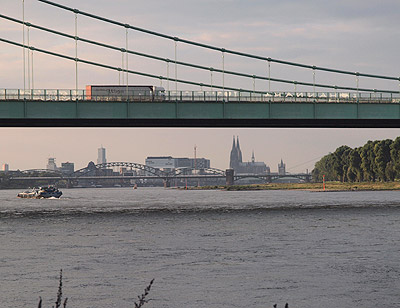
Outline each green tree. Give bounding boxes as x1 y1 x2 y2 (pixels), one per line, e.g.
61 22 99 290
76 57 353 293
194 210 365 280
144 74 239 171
313 137 400 183
347 148 363 182
360 141 377 182
390 136 400 179
374 139 392 181
312 154 335 182
331 145 351 181
385 161 396 181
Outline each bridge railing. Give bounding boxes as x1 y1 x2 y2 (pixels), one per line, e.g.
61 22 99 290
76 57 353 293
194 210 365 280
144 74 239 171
1 89 399 103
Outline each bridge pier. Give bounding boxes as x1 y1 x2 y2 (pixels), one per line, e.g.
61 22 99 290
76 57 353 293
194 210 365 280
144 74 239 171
226 169 234 186
65 179 73 189
164 179 171 188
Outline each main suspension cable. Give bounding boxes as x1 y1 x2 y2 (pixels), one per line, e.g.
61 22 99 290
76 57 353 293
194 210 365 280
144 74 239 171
37 0 400 82
2 14 398 93
1 37 398 94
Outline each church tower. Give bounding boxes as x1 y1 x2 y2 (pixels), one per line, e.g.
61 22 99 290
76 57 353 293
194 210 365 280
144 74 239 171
278 159 286 175
236 136 243 163
230 136 238 169
230 135 244 170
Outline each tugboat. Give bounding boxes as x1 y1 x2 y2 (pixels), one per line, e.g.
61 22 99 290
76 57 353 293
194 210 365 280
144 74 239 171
17 186 62 199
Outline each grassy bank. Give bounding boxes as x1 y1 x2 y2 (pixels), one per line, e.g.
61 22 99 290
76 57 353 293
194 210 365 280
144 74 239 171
190 181 400 191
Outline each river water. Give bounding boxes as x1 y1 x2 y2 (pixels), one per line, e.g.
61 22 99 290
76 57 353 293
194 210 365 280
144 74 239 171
0 188 399 308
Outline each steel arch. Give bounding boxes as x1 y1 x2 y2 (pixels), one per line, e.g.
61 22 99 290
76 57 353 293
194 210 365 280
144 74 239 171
73 162 168 178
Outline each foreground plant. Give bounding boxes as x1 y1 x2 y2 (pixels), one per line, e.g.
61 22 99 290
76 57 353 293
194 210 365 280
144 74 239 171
36 271 154 308
134 279 154 308
37 269 67 308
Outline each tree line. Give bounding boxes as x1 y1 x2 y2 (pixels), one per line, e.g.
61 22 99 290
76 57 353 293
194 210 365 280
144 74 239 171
312 137 400 182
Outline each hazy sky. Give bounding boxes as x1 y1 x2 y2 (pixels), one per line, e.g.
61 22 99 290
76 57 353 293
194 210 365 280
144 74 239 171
0 1 399 172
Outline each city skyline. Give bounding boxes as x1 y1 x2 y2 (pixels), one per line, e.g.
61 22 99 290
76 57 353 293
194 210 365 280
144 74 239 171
1 128 400 173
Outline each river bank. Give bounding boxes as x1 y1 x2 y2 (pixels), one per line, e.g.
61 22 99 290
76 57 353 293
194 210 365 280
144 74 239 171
190 181 400 191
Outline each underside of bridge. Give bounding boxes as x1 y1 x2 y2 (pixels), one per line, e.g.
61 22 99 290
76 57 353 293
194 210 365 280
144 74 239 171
2 118 400 128
1 100 400 128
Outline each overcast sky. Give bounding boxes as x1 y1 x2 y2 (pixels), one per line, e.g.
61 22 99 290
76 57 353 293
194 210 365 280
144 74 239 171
0 0 399 172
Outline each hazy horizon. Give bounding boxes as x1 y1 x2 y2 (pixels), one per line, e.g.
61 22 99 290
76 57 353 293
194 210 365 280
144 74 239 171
1 128 400 173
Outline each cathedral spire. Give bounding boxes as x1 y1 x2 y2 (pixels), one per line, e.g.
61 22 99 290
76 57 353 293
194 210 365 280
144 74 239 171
236 136 242 163
230 135 238 169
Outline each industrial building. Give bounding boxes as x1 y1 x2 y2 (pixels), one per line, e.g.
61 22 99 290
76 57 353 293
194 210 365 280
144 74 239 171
145 156 211 172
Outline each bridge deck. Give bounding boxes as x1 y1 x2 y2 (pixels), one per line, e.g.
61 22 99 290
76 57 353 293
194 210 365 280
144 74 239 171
1 91 400 127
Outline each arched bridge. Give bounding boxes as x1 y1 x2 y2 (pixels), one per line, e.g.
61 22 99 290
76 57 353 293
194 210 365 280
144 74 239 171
13 164 311 186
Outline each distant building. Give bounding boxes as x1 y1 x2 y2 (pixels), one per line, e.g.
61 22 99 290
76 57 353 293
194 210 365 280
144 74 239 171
60 162 74 174
97 146 107 165
2 163 9 172
47 158 57 170
278 159 286 175
175 157 210 169
229 136 270 174
145 156 211 172
145 156 175 171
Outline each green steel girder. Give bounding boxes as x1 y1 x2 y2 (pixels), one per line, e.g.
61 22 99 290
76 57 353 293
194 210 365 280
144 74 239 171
1 100 400 127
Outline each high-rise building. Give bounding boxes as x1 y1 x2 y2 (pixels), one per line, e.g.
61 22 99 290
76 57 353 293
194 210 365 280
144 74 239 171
278 159 286 175
47 158 57 170
97 146 107 165
2 163 9 172
229 136 270 174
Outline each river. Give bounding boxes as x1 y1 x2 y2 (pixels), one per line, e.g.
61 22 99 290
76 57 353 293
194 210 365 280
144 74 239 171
0 188 399 308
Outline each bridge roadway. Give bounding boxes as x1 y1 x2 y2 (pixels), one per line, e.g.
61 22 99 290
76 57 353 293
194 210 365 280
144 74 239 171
1 90 400 127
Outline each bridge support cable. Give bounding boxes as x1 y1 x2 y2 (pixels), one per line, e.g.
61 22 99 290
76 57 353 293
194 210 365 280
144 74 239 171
312 67 316 99
31 48 34 91
174 39 178 92
1 36 400 95
36 0 400 83
210 68 213 92
222 50 225 93
126 27 129 90
118 62 121 85
74 12 78 97
27 25 30 93
22 0 26 96
2 13 398 94
121 51 125 85
267 59 271 93
166 60 170 92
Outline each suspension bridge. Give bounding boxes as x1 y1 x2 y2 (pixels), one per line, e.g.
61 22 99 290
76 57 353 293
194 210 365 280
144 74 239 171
1 0 399 127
